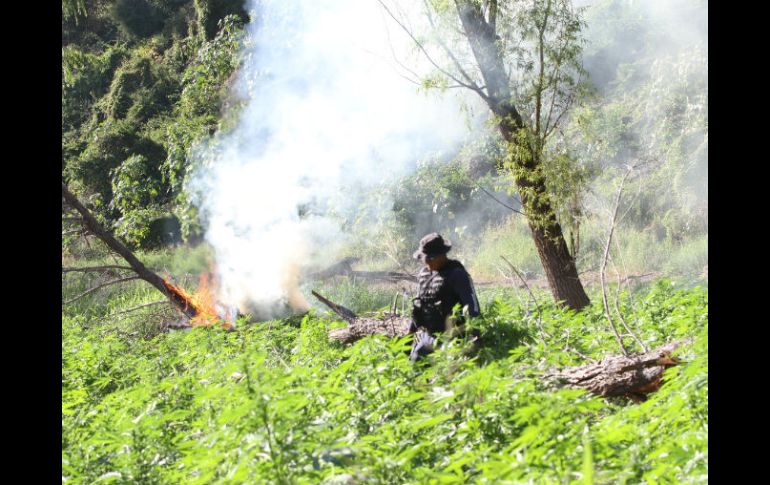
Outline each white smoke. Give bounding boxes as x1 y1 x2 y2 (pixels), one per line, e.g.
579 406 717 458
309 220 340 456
189 0 482 317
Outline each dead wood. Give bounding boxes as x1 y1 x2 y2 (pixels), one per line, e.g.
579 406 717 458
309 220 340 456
62 182 197 319
160 320 194 331
311 291 412 343
328 315 412 344
548 339 690 400
311 290 357 323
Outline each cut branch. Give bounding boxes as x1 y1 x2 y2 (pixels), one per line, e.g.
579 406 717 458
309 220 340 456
311 290 357 323
350 271 418 283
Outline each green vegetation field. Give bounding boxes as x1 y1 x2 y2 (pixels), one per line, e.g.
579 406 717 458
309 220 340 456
62 248 707 484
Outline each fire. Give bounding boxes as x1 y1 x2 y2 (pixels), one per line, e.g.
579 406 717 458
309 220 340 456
162 273 233 329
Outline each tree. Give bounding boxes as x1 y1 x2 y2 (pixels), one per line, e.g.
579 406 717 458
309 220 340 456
382 0 591 310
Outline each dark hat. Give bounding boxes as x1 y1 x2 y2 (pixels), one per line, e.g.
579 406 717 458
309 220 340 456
413 233 452 261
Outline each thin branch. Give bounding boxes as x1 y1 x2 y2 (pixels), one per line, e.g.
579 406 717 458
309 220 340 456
377 0 491 102
611 255 649 352
562 329 597 363
62 265 135 274
108 300 169 318
61 217 82 224
535 0 552 139
542 13 572 138
476 183 526 216
543 86 576 141
599 167 634 356
501 255 549 340
63 276 141 305
375 12 427 86
497 267 528 309
422 0 483 89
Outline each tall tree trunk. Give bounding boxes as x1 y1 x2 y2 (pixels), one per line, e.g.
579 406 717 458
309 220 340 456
456 1 590 310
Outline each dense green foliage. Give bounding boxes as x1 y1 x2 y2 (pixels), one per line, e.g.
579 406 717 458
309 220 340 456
62 0 248 248
62 277 707 483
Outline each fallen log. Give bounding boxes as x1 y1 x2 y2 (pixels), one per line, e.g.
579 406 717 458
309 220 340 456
62 182 197 320
328 316 412 344
311 291 412 343
548 339 690 400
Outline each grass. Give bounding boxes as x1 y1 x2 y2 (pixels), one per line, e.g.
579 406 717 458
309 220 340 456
468 214 708 286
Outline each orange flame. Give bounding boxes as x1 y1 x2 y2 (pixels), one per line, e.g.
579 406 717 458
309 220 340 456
162 272 233 329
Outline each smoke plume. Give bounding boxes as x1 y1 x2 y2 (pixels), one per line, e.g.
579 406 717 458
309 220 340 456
189 0 480 318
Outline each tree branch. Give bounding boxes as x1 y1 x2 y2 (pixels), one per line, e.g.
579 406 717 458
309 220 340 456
107 300 169 318
611 255 649 352
378 0 491 101
599 167 636 356
62 265 135 274
422 0 484 90
475 182 526 216
63 276 141 305
62 182 198 319
535 0 552 140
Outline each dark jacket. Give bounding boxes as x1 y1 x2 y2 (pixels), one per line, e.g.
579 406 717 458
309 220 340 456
411 259 480 334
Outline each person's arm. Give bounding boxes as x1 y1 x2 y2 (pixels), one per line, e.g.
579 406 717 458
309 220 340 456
448 269 481 317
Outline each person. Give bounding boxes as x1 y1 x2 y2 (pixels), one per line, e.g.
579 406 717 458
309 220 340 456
409 233 480 361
